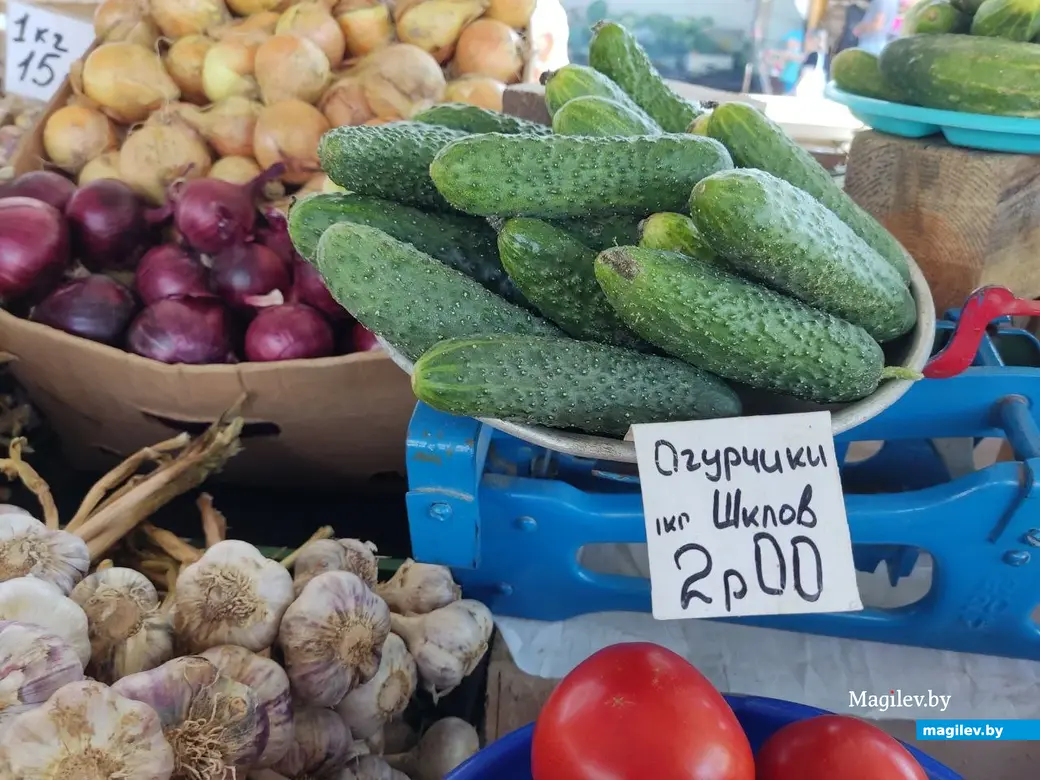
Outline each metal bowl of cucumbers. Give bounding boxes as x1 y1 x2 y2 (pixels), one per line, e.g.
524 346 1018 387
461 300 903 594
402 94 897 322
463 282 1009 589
378 254 934 465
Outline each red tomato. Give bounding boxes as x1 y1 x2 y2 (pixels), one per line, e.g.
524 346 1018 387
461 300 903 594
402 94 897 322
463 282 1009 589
755 715 928 780
531 642 754 780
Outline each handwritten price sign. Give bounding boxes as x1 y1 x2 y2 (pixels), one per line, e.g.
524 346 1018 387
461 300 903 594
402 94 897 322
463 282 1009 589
4 1 94 102
632 411 863 620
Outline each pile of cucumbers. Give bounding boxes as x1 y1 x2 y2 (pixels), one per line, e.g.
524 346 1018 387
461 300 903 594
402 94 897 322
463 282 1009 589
832 0 1040 117
287 21 920 438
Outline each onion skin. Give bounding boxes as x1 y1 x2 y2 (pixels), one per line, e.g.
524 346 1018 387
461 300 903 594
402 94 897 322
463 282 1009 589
127 298 238 364
244 303 334 361
165 35 215 104
210 242 292 310
149 0 231 39
276 2 346 67
291 257 348 321
254 100 329 184
0 197 70 301
80 42 181 124
65 179 148 271
352 322 381 352
78 152 122 186
119 124 212 205
179 98 261 158
134 244 213 304
1 171 77 212
354 43 445 120
319 75 376 127
30 275 137 345
443 76 505 111
486 0 535 28
227 0 289 16
171 177 260 255
255 34 330 105
42 106 118 175
453 18 524 84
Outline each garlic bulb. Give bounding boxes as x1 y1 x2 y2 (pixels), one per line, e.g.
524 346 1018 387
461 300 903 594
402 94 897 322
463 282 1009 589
0 620 84 728
390 600 492 701
0 576 91 666
293 537 379 596
112 655 267 777
0 512 90 594
279 570 391 707
374 560 460 616
0 679 175 779
201 644 294 768
173 539 295 652
336 633 417 739
354 754 410 780
382 719 418 754
273 706 354 778
386 717 479 780
69 566 174 683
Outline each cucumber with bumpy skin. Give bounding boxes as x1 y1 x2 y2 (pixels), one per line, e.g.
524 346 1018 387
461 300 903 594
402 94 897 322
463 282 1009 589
412 335 742 436
497 218 646 349
588 21 701 133
287 193 528 307
638 212 716 262
689 169 916 343
831 49 908 102
413 103 552 135
552 95 662 136
543 64 653 122
904 0 970 34
707 102 911 283
970 0 1040 41
429 133 732 218
554 216 642 249
318 122 465 212
315 222 559 360
594 246 887 403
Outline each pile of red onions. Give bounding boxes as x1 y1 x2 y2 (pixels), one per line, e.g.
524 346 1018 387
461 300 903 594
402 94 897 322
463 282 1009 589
0 167 378 364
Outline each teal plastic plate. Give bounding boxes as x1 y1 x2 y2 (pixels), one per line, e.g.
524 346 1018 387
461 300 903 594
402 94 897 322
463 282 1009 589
825 82 1040 154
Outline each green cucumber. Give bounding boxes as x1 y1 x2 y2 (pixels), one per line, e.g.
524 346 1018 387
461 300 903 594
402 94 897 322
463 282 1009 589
638 212 716 262
707 102 911 283
687 111 712 135
904 0 971 33
594 247 886 403
831 49 909 102
287 192 527 306
318 122 466 212
689 169 916 343
552 95 662 136
497 218 645 349
412 103 552 135
315 222 559 360
554 216 642 250
542 64 652 121
412 335 741 436
430 133 732 218
880 34 1040 116
970 0 1040 41
588 21 701 133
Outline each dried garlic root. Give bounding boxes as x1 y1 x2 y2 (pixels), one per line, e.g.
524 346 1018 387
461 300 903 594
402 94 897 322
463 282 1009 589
374 559 460 616
337 633 417 740
0 511 90 594
0 620 84 729
291 537 379 596
0 576 91 666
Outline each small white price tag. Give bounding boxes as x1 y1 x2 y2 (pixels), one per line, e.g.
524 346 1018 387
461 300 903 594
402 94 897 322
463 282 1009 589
4 0 94 102
632 411 863 621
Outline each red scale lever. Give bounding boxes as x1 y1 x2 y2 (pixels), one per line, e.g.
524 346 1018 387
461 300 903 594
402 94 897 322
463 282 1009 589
924 286 1040 379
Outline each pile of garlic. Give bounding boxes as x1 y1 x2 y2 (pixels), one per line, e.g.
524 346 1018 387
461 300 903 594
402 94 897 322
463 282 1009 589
0 503 491 780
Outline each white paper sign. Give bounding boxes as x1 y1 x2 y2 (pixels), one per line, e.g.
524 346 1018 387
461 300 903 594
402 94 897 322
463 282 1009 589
632 411 863 621
4 1 94 102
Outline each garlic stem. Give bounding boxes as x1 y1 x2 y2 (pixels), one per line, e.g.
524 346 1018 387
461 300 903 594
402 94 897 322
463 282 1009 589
141 521 204 564
384 717 479 780
280 525 336 568
198 492 227 548
0 438 59 530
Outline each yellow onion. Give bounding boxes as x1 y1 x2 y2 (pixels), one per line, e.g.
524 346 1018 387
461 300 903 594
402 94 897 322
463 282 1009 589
334 0 394 58
394 0 488 63
444 75 505 111
453 18 524 83
255 34 330 104
79 42 181 124
78 151 123 185
119 123 212 204
254 100 329 184
94 0 161 47
202 38 261 102
319 74 375 126
209 155 286 199
354 43 445 119
42 104 118 174
149 0 231 38
177 97 261 157
227 0 289 16
485 0 535 28
213 12 281 40
165 35 214 104
276 2 346 66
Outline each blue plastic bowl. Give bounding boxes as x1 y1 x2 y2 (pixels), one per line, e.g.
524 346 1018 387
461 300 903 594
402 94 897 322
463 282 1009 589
447 694 962 780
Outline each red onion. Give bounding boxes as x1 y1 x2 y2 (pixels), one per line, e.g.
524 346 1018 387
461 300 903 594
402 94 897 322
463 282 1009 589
0 197 70 300
244 303 334 362
352 322 382 352
30 275 137 345
210 242 292 310
172 165 284 255
65 179 148 271
1 171 77 211
290 257 348 321
127 298 237 364
255 208 295 267
135 244 212 305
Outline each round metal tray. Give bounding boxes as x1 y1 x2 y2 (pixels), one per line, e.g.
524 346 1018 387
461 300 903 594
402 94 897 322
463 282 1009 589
380 255 935 463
